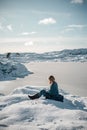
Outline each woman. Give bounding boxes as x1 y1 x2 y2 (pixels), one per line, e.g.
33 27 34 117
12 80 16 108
28 75 64 102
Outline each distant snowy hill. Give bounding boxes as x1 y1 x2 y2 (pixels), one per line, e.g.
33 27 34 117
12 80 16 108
0 62 32 81
0 86 87 130
0 48 87 63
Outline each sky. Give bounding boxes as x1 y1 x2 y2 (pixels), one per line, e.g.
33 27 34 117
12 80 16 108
0 0 87 53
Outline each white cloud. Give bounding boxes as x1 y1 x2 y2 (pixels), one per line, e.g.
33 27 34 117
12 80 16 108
21 32 37 36
32 10 71 17
67 24 86 28
0 23 3 30
7 24 13 31
38 18 56 25
61 24 87 33
0 23 13 32
66 24 87 30
71 0 84 4
61 28 74 33
21 32 29 35
65 28 74 31
24 41 34 46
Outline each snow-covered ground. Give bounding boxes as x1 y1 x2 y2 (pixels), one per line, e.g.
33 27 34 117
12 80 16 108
0 62 87 96
0 49 87 130
0 48 87 63
0 86 87 130
0 62 32 81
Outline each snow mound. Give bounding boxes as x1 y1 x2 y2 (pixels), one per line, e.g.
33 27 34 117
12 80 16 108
0 62 32 81
0 86 87 130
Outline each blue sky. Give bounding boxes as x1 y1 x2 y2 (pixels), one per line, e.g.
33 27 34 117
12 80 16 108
0 0 87 53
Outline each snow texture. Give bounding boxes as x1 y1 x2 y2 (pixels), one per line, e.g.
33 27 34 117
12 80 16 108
0 62 32 81
0 86 87 130
0 48 87 63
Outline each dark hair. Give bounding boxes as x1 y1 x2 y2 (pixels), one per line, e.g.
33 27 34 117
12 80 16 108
49 75 55 82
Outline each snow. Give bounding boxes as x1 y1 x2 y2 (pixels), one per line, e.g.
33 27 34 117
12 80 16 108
0 62 32 81
0 49 87 129
0 86 87 130
0 48 87 63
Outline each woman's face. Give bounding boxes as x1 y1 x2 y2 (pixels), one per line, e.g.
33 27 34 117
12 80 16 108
49 79 53 84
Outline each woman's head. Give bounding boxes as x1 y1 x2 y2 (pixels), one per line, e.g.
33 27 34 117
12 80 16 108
49 75 55 84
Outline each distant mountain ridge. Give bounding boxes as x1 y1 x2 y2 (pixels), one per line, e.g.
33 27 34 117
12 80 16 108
0 48 87 62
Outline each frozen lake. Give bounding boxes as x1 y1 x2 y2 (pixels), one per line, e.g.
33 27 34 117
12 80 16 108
0 62 87 97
